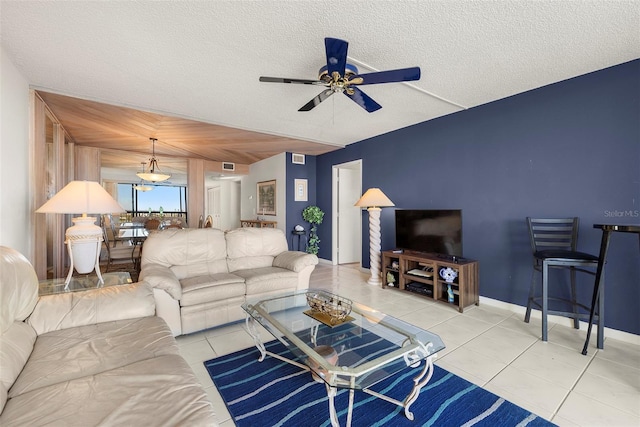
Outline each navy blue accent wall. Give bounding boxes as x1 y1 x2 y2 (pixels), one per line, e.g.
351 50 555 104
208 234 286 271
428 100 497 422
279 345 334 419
314 60 640 335
285 152 317 250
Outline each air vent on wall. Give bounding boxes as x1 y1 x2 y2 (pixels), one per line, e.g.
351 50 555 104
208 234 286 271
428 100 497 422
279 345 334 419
292 153 305 165
222 162 235 171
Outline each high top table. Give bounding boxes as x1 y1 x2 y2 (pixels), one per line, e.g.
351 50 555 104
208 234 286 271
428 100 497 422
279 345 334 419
582 223 640 355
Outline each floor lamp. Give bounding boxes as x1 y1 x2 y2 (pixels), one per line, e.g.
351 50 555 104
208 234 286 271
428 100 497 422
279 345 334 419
355 188 395 286
36 181 125 288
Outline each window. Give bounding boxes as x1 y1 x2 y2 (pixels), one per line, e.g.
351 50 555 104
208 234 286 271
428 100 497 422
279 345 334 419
117 184 187 217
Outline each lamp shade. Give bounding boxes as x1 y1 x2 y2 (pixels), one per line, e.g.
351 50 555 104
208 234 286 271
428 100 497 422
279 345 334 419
36 181 125 214
354 188 395 208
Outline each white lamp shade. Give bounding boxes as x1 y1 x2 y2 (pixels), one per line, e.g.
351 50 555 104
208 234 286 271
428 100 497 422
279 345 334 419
354 188 395 208
36 181 125 215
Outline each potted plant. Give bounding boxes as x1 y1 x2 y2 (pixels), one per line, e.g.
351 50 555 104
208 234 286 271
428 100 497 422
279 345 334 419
302 205 324 255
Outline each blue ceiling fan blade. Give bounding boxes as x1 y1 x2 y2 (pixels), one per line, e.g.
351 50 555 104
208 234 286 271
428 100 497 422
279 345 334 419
354 67 421 85
325 38 348 77
259 76 325 85
344 87 382 113
299 89 335 111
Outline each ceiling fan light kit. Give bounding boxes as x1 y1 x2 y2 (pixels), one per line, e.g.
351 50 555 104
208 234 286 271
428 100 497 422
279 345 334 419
136 138 171 182
259 37 421 113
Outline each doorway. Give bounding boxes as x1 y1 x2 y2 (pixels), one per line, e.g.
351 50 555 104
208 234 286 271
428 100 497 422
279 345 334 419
206 179 241 230
206 186 222 229
332 160 362 265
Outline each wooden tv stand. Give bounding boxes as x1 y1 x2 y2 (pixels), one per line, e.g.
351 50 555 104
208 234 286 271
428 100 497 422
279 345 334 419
382 250 479 313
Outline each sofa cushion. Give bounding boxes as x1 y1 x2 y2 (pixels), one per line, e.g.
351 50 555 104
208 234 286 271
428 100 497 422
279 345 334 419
27 282 155 335
0 354 216 427
233 266 298 295
141 228 229 279
0 322 36 414
180 296 246 335
226 228 289 272
9 316 177 398
180 273 245 306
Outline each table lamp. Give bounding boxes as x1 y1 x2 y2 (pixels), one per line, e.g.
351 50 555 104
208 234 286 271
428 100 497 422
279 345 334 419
36 180 125 288
355 188 395 286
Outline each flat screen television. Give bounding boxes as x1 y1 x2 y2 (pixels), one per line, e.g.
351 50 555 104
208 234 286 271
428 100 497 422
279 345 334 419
395 209 462 256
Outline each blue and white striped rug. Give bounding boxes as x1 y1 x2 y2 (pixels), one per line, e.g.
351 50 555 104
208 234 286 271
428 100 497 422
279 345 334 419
204 337 555 427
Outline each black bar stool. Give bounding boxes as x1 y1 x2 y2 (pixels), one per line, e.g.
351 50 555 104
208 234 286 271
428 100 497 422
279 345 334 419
524 217 603 348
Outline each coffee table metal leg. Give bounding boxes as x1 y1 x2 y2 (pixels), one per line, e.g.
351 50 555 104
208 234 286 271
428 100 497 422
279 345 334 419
346 386 355 427
326 384 340 427
403 354 436 420
310 324 319 346
363 342 436 422
245 315 266 362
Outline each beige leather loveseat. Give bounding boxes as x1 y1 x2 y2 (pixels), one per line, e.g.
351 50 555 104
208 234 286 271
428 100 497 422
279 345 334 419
140 227 319 336
0 246 217 426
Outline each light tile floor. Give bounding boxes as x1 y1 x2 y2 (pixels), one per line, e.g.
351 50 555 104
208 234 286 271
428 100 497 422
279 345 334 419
177 264 640 427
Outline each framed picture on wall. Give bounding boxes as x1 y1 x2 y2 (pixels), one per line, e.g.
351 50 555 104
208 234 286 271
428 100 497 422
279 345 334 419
294 179 308 201
257 180 276 215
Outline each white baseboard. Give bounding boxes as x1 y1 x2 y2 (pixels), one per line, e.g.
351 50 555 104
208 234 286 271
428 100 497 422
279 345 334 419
316 262 640 346
479 295 640 346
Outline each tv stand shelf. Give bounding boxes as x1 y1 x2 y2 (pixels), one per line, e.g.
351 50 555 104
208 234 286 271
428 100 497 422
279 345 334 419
382 250 479 313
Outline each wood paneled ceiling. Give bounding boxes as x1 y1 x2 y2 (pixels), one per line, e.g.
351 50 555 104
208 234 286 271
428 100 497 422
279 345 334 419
38 91 340 173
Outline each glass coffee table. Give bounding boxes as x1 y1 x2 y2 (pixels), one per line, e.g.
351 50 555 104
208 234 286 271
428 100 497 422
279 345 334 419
242 289 445 427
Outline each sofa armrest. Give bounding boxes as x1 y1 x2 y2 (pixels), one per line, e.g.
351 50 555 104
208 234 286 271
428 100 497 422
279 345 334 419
27 282 155 335
139 263 182 300
273 251 319 272
153 288 182 337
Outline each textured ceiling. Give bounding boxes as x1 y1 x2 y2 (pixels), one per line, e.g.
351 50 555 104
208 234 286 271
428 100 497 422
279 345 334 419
2 1 639 159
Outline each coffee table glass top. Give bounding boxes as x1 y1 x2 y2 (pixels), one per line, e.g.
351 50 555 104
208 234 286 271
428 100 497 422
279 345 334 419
39 271 132 296
242 289 445 390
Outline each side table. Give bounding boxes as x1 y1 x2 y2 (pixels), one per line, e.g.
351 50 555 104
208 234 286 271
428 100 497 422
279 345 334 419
291 230 308 252
39 271 132 296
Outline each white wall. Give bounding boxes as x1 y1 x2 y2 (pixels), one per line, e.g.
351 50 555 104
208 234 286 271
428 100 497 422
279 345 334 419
240 153 286 232
0 47 31 257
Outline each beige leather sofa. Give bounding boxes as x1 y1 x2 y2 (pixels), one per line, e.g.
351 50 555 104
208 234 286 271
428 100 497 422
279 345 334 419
140 227 319 336
0 246 217 426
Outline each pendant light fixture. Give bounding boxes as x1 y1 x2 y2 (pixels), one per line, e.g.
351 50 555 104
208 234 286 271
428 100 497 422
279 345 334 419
137 138 171 182
134 163 154 191
133 182 153 191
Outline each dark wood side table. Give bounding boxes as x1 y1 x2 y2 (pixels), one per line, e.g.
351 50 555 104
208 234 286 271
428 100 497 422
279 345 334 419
582 223 640 355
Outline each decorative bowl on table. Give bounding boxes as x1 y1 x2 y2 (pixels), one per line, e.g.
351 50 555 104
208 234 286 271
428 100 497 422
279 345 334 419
305 291 353 326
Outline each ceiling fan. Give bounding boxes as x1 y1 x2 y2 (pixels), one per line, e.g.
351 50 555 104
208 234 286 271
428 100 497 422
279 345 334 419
259 37 421 113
